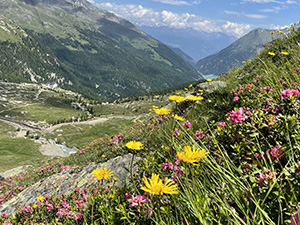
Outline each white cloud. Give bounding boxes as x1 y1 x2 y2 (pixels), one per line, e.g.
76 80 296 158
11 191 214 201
224 10 267 19
96 3 252 37
242 0 283 3
152 0 194 6
222 21 252 37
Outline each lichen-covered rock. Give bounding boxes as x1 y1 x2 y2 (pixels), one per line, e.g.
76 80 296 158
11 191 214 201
195 81 226 93
0 165 33 179
0 153 138 215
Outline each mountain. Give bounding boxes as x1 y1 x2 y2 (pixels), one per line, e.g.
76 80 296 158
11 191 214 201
139 26 237 61
168 46 196 67
0 0 200 99
196 28 275 76
0 16 68 84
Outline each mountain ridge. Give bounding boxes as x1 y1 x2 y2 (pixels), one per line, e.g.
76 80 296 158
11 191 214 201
0 0 201 99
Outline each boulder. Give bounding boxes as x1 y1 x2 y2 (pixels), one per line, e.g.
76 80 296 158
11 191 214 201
0 153 139 215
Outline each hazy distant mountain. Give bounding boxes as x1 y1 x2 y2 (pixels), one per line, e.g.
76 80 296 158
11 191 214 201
139 26 237 61
168 47 196 67
0 0 200 99
196 28 275 76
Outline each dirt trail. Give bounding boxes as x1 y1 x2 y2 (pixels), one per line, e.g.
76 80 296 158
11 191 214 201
0 116 135 157
42 116 135 133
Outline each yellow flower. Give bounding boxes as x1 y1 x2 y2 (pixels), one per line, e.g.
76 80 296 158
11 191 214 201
270 31 275 34
101 154 106 158
177 145 209 165
153 107 170 115
33 204 37 208
189 84 193 88
198 89 203 92
126 141 144 150
172 114 185 121
152 105 158 109
281 51 288 55
242 61 246 63
268 52 275 56
141 173 178 195
113 177 118 181
187 95 204 101
176 91 182 95
92 167 113 181
206 79 212 82
277 30 283 34
169 95 186 103
37 196 45 202
291 23 294 26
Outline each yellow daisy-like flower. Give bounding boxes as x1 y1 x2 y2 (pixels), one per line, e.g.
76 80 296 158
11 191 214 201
277 30 283 34
141 173 178 195
189 84 193 88
281 51 288 55
242 61 246 63
187 95 204 101
176 91 182 95
113 177 118 181
177 145 209 165
169 95 186 103
92 167 113 181
268 52 275 56
37 196 45 202
270 31 275 34
126 141 144 150
172 114 185 121
206 79 212 82
153 107 170 115
33 204 37 209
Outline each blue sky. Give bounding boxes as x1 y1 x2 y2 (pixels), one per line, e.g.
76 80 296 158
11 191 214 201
89 0 300 37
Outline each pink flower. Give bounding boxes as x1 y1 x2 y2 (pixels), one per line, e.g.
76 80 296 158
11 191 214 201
217 122 226 127
265 145 282 160
290 211 299 225
162 161 174 170
183 121 192 128
1 212 7 218
173 128 180 136
295 68 299 73
233 96 239 101
3 221 11 225
125 193 132 200
129 194 148 208
194 130 205 140
225 108 246 124
280 89 300 99
254 153 261 160
74 213 83 221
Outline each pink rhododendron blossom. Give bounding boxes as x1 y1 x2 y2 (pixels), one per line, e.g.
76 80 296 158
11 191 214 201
280 89 300 99
125 193 132 200
218 122 226 127
162 161 174 170
74 213 83 221
129 194 148 208
290 211 299 225
265 145 282 160
295 68 299 73
174 128 180 136
3 221 11 225
183 121 192 128
233 96 239 101
194 130 205 140
1 212 7 218
225 108 246 124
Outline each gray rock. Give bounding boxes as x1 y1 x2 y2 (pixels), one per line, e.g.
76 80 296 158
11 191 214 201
195 81 227 93
0 153 139 215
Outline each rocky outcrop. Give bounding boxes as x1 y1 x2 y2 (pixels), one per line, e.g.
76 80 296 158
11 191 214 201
195 81 226 93
0 154 138 215
0 165 33 179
